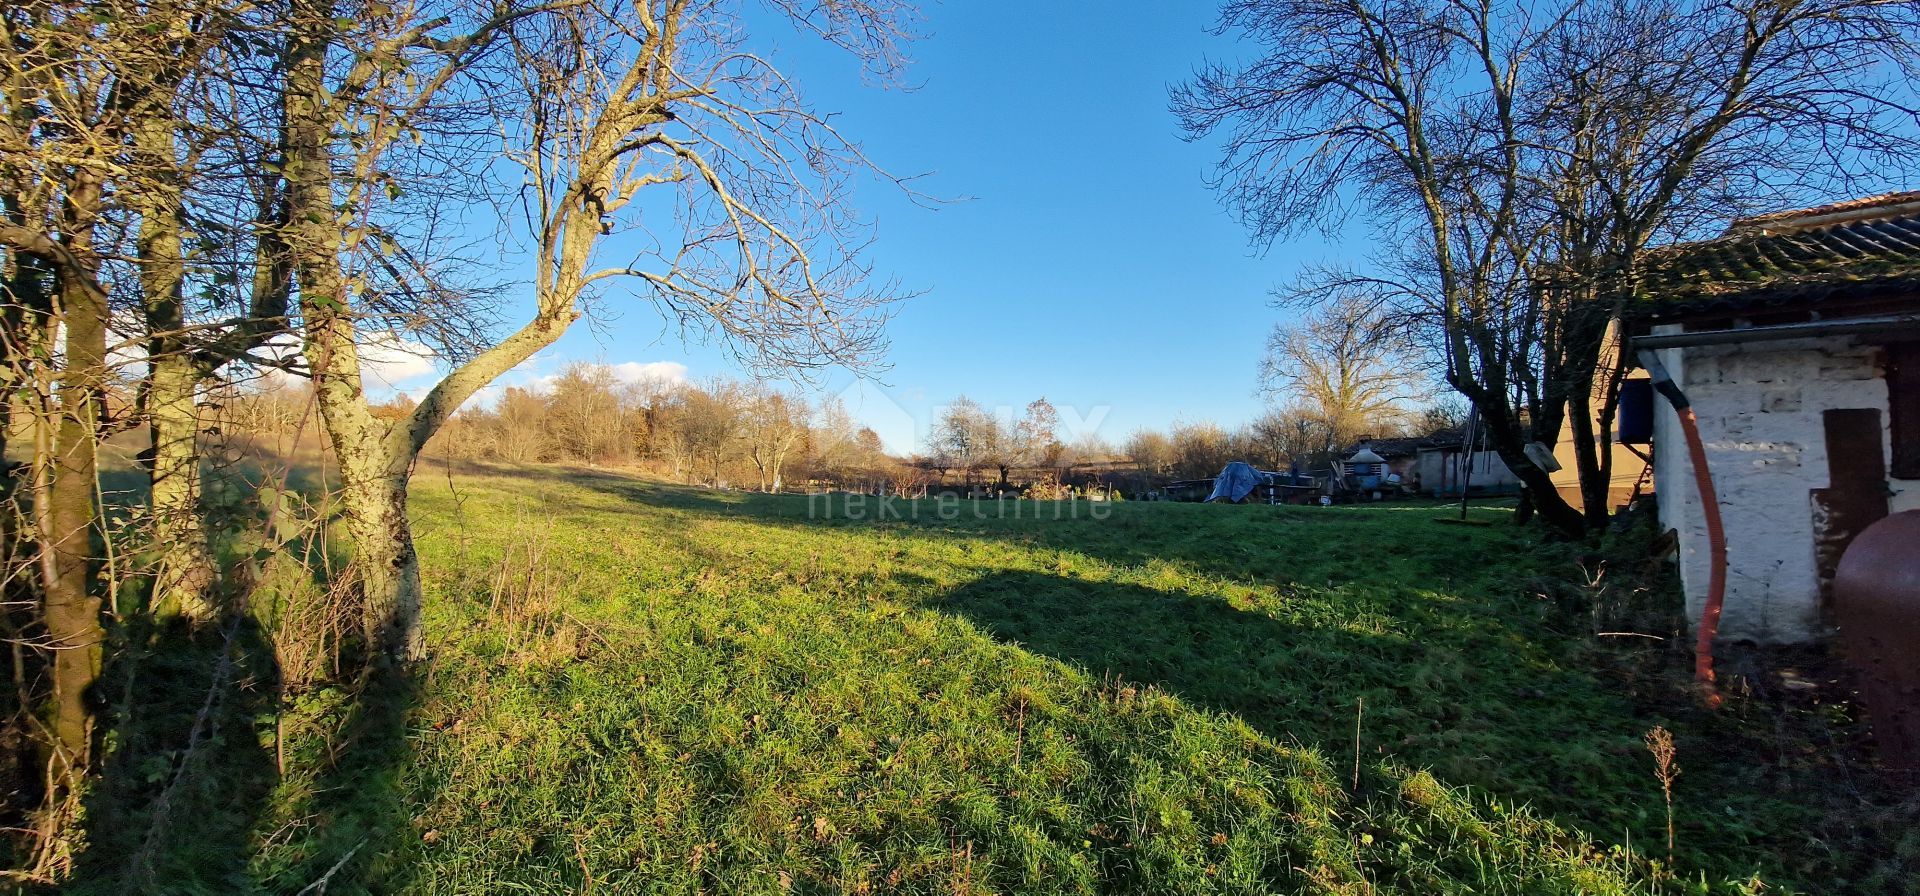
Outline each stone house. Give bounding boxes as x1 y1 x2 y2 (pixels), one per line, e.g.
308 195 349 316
1622 192 1920 644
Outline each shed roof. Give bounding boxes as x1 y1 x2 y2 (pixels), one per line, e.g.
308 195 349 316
1600 192 1920 320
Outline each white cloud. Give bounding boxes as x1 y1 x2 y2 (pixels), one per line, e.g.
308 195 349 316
609 360 688 386
465 385 505 410
218 333 304 390
359 336 439 389
216 332 439 394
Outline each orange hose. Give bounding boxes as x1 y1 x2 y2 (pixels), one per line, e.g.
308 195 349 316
1677 407 1727 706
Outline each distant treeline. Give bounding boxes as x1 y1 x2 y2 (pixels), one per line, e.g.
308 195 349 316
219 370 1459 497
231 363 905 493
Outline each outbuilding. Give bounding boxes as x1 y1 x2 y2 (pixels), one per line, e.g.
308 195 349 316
1623 192 1920 645
1415 434 1524 497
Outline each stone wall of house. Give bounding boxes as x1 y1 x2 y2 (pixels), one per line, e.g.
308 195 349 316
1652 330 1918 644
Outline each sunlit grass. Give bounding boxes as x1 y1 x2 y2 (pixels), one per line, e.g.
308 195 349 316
256 467 1783 894
78 464 1896 894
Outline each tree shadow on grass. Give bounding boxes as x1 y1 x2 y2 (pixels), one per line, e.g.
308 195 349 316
425 464 1895 891
932 570 1654 849
247 667 430 895
57 623 430 895
426 467 1623 799
63 616 281 894
467 462 1529 592
424 466 1638 809
59 448 432 894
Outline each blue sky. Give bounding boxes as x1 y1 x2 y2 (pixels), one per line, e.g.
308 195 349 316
381 2 1360 453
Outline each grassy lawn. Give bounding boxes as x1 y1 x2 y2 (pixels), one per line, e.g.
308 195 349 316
71 465 1913 894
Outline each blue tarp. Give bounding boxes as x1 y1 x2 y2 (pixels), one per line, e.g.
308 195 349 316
1206 461 1262 503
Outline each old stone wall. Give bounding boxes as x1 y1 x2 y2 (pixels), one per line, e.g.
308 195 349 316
1652 332 1913 644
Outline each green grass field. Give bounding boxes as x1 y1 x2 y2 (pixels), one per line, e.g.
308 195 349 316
72 466 1916 894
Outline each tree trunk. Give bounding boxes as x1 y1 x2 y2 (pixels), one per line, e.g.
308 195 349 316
43 170 108 789
1568 388 1611 529
751 448 770 491
283 0 425 663
133 112 218 620
297 278 426 663
1571 342 1630 528
1491 441 1584 537
336 450 423 663
298 271 428 664
2 192 52 476
771 443 789 493
1455 373 1587 538
145 354 216 618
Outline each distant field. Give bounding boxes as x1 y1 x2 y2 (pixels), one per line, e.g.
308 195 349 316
76 465 1911 894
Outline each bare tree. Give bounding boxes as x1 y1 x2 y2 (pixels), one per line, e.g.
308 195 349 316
277 0 918 662
1176 0 1920 535
493 386 549 462
1015 397 1064 471
0 0 237 841
0 0 917 872
680 379 749 485
623 366 682 460
546 363 628 465
1124 429 1176 480
1250 403 1338 470
1168 420 1234 481
742 383 807 492
1260 290 1427 446
928 396 1005 485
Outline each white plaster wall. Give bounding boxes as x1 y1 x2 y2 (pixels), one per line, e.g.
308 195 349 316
1651 330 1891 644
1416 447 1523 493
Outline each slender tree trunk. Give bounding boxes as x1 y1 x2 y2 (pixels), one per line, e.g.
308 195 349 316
299 279 430 663
299 288 428 663
43 170 107 790
1569 388 1612 528
133 115 219 620
1573 336 1630 527
145 355 215 616
751 448 770 491
1 193 50 465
